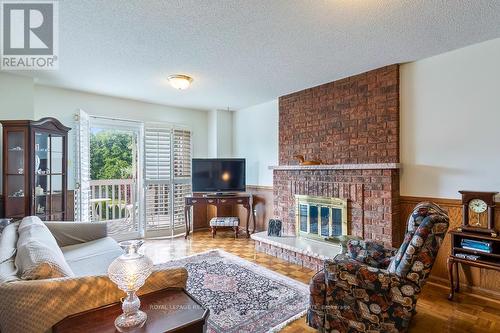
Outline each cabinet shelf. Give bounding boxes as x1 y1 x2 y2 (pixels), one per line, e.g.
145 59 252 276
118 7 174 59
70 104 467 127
453 247 500 259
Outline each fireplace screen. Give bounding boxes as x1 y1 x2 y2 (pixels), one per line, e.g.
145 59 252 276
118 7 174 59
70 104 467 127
295 195 348 240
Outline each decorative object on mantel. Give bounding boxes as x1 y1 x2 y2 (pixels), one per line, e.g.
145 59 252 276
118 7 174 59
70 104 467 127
293 154 322 165
267 218 282 237
458 190 498 237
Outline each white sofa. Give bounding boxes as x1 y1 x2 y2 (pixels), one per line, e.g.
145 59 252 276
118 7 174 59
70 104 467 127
0 218 188 333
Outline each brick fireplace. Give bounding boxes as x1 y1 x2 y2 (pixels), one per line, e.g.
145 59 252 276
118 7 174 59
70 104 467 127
273 165 400 245
274 64 401 246
252 65 401 269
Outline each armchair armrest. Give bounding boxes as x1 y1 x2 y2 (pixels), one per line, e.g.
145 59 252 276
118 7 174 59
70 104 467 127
307 270 327 329
44 221 108 247
0 266 188 333
347 239 397 269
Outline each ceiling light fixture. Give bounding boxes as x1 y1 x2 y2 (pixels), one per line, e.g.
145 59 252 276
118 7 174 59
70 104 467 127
167 74 193 90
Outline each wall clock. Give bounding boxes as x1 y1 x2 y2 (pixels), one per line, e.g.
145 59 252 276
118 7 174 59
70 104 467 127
458 190 498 237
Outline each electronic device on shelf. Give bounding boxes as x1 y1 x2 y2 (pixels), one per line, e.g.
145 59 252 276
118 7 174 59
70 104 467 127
192 158 246 195
460 238 493 253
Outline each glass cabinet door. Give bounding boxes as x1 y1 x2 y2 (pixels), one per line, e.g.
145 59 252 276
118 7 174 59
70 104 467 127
5 130 27 217
34 132 49 219
50 135 65 220
34 131 66 220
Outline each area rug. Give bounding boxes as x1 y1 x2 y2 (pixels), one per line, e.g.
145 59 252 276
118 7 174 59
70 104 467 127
160 249 309 333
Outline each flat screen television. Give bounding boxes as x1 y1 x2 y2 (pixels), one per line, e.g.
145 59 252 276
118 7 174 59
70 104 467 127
192 158 246 193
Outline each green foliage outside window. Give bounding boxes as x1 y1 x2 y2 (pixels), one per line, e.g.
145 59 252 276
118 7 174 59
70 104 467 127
90 130 133 180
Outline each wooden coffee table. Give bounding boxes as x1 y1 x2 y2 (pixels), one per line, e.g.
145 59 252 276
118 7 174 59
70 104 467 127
53 288 209 333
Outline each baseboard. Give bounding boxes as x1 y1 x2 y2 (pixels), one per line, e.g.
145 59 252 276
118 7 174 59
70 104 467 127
427 275 500 303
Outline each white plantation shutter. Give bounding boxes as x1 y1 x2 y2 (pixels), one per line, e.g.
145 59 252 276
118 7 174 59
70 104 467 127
75 109 90 222
173 129 191 178
144 124 192 236
145 127 171 180
172 129 192 232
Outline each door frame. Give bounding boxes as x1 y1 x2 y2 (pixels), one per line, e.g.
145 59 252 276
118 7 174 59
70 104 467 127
88 116 144 240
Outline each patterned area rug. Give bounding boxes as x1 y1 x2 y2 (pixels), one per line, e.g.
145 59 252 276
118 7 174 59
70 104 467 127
161 249 309 333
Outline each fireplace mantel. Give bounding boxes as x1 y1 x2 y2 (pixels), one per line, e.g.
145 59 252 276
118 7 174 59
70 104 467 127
269 163 400 171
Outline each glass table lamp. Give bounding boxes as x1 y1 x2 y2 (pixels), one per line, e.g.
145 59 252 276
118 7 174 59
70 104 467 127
108 240 153 332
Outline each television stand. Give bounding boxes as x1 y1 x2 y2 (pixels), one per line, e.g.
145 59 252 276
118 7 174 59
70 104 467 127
184 193 255 239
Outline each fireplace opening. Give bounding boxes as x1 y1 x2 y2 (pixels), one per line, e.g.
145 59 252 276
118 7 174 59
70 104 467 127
295 195 348 241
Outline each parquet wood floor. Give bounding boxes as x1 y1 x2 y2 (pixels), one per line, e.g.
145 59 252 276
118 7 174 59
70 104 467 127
143 230 500 333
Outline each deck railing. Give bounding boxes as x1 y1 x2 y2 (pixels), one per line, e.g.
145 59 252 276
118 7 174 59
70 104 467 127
89 179 136 222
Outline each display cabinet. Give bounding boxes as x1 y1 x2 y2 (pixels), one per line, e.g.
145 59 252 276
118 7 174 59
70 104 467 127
1 118 70 220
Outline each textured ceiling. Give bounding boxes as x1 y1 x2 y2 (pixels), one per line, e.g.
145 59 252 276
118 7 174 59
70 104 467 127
13 0 500 110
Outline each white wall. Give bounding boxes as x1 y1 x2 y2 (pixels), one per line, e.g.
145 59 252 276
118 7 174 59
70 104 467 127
207 109 233 158
0 73 34 119
216 110 233 158
233 99 278 186
400 37 500 199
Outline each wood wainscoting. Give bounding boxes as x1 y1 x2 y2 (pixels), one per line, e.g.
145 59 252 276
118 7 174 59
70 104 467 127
236 185 274 232
401 196 500 300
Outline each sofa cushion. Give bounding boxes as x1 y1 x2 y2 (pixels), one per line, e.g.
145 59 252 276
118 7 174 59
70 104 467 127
15 217 74 280
0 222 20 283
18 215 45 232
62 237 123 276
209 217 239 227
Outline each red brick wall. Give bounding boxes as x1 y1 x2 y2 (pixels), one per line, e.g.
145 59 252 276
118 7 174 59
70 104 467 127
279 65 399 165
273 169 401 246
273 65 401 246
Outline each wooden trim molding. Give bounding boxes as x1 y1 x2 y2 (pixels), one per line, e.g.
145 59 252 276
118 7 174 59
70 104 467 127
400 195 462 207
427 276 500 303
246 185 273 190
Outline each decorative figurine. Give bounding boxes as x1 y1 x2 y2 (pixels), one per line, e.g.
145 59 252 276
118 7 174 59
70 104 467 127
294 155 322 165
267 219 282 237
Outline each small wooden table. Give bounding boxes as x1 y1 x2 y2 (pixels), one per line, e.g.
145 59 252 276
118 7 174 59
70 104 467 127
184 193 255 239
447 229 500 300
53 288 209 333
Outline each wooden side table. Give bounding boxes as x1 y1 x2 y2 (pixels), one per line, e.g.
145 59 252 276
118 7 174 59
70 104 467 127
53 288 209 333
447 229 500 300
184 193 255 238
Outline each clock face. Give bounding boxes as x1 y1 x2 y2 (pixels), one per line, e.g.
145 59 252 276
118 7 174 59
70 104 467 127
469 199 488 214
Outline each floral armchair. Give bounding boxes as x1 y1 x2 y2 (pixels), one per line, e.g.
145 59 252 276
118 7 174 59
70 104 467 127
307 202 449 333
